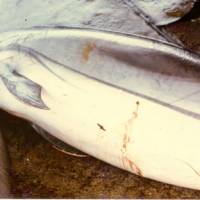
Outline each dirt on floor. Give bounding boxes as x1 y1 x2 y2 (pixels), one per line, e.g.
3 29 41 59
1 5 200 199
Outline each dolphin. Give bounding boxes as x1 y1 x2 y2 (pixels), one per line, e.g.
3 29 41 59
0 27 200 189
124 0 197 26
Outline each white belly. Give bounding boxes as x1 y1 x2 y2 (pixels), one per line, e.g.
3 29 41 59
0 28 200 190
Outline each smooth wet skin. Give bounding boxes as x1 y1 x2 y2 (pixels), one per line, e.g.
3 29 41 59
1 28 200 118
1 28 200 189
124 0 197 26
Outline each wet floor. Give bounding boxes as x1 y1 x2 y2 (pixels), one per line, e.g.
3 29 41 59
1 5 200 199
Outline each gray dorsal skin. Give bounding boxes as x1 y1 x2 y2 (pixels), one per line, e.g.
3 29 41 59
0 0 164 41
0 0 188 45
123 0 197 45
0 63 48 110
124 0 197 26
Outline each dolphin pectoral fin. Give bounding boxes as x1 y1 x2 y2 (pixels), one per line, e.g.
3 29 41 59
1 71 49 110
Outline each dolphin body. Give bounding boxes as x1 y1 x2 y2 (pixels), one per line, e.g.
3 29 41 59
124 0 197 26
0 27 200 189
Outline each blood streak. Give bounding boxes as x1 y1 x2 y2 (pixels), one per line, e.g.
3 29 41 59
121 101 142 176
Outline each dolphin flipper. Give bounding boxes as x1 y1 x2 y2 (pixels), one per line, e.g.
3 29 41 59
0 64 48 110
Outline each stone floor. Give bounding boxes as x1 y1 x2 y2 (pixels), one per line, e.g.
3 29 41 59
1 3 200 198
